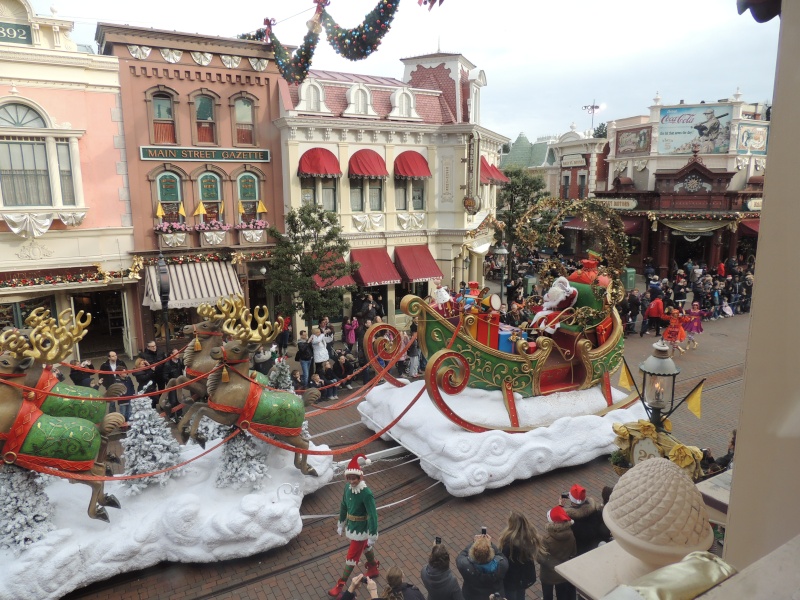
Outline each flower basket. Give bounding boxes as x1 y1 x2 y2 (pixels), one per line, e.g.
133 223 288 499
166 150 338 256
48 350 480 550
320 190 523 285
199 230 229 247
238 229 267 246
235 219 269 231
157 232 189 249
194 220 232 233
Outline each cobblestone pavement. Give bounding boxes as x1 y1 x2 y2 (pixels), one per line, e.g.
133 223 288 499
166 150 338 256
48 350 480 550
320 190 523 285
65 310 749 600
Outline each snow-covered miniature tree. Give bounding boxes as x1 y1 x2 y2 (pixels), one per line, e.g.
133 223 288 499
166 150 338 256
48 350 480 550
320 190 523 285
195 417 225 443
0 465 55 553
121 397 184 495
215 432 271 491
268 357 294 391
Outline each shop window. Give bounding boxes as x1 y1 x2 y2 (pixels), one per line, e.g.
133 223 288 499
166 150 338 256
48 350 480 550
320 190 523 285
238 173 261 222
395 185 407 211
350 178 363 212
301 177 315 206
369 179 383 211
322 178 336 212
234 98 254 145
152 94 176 144
411 180 425 210
0 295 55 329
0 139 51 206
198 172 222 221
157 172 183 222
302 177 337 212
195 95 216 144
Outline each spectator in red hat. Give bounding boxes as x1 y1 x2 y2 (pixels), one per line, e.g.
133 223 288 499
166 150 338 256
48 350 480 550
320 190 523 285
561 484 603 555
538 506 576 600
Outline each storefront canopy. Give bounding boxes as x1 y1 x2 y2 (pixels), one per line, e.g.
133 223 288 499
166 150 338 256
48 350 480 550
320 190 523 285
479 156 493 185
489 163 510 183
143 261 242 311
349 149 389 179
740 218 761 236
350 248 401 286
298 148 341 177
394 150 431 179
394 245 443 283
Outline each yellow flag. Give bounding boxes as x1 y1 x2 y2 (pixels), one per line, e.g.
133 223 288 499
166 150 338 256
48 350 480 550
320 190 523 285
238 201 245 214
256 200 268 214
618 360 635 391
178 202 186 217
156 202 165 218
193 202 207 216
219 201 224 215
686 381 704 419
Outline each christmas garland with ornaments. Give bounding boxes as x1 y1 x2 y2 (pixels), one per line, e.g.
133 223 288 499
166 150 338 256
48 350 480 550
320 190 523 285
238 0 442 84
0 251 271 289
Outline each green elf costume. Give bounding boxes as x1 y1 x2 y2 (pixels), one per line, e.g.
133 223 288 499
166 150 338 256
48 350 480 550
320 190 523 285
328 454 379 598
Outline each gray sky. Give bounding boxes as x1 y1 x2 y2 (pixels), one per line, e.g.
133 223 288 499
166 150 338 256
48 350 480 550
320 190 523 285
37 0 780 141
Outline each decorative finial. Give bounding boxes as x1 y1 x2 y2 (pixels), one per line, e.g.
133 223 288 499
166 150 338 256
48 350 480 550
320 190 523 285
653 91 662 106
569 122 577 132
9 83 19 95
733 87 743 102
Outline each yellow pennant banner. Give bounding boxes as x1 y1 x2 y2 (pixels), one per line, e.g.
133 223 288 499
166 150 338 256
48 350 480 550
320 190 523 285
686 381 704 419
618 360 636 392
256 200 268 214
193 202 207 216
238 201 245 214
178 202 186 217
155 202 165 218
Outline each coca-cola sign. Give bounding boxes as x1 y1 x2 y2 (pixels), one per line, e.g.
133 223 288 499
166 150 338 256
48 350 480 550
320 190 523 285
658 104 732 155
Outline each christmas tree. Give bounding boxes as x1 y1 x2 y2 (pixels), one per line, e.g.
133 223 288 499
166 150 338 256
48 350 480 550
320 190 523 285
0 465 55 553
121 398 184 495
215 432 271 491
269 357 294 391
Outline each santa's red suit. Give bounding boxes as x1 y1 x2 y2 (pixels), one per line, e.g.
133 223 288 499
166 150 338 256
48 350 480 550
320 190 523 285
531 277 579 334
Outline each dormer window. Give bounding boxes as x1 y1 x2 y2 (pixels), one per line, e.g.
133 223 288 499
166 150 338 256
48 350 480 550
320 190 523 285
296 79 331 115
343 83 378 119
388 88 420 121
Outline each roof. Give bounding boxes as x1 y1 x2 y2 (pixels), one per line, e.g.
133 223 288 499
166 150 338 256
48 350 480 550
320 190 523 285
500 133 550 169
308 69 406 87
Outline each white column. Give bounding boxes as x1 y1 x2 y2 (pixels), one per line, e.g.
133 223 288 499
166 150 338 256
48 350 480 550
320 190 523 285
45 136 63 208
68 137 85 207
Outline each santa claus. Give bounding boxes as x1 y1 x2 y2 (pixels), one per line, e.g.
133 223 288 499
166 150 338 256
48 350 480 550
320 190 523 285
530 276 579 335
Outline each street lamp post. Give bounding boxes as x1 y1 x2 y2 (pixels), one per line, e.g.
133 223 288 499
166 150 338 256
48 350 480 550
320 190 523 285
639 340 680 429
462 253 471 287
494 242 509 304
157 252 171 355
582 99 601 132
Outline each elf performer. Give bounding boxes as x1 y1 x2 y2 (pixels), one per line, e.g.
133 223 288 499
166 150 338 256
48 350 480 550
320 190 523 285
684 301 711 350
328 454 380 598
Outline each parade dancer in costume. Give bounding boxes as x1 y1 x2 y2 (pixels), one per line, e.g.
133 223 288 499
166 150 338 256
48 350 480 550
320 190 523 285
684 301 711 350
662 307 690 357
329 454 380 598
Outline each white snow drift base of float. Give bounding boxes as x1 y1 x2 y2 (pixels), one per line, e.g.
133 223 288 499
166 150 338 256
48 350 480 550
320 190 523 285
358 380 646 497
0 439 333 600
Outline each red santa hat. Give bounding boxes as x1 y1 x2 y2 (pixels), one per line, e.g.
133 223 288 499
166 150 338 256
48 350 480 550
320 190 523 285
569 484 586 505
344 454 371 477
547 505 572 523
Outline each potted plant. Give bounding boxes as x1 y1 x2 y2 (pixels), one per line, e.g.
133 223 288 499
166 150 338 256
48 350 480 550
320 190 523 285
154 222 191 249
609 449 632 477
235 219 269 245
195 220 231 247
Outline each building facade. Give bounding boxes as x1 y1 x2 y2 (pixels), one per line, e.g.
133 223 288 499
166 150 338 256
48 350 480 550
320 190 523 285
96 24 286 352
596 93 767 276
0 0 136 358
275 52 508 330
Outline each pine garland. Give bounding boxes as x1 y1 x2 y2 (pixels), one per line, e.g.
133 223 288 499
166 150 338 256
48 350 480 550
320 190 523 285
271 29 320 84
321 0 400 61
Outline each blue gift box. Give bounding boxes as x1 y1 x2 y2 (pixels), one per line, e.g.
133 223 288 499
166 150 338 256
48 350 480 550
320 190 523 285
498 328 528 354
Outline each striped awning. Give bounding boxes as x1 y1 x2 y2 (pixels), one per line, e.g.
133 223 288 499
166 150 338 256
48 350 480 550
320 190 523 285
143 261 242 310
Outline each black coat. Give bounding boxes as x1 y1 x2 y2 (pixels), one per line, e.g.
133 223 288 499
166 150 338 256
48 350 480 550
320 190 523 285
70 367 95 388
99 359 129 391
421 564 464 600
501 542 537 592
162 357 184 382
139 348 166 385
456 543 508 600
628 294 641 317
564 499 607 555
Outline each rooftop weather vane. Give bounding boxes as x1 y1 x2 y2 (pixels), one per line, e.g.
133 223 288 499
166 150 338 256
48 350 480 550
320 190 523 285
239 0 444 84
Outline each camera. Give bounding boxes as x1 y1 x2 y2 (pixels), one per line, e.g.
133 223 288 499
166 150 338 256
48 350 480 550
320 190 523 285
435 536 442 545
481 527 487 535
561 492 569 499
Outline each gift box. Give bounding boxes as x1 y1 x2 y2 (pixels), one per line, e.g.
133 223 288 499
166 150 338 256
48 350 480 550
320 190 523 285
595 315 614 345
475 312 500 348
498 325 529 354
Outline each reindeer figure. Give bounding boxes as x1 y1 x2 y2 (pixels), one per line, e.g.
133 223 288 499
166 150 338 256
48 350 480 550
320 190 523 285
0 328 125 521
158 294 245 414
2 308 126 424
176 307 321 476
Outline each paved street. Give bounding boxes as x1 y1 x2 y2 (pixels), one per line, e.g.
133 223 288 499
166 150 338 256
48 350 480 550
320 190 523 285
65 303 748 600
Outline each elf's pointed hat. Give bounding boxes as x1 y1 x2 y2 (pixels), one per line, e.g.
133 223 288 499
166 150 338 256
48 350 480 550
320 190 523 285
569 484 587 505
547 505 572 524
345 454 371 477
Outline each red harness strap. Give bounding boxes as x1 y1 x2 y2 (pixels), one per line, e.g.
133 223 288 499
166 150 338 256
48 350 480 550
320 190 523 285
32 366 59 407
207 381 302 437
185 367 206 378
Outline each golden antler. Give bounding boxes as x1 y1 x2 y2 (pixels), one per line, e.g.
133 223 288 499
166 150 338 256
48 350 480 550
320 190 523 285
0 329 30 358
25 324 62 363
24 307 56 329
200 293 246 322
222 306 282 345
53 310 92 360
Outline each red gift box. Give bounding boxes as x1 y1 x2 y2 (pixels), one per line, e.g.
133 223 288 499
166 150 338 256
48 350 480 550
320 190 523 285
476 312 500 348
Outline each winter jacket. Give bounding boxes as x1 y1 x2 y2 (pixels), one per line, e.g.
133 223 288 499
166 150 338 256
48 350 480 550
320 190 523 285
162 357 184 382
134 366 156 392
333 360 354 381
421 564 464 600
99 359 129 391
343 318 359 345
628 294 641 319
311 333 331 363
139 347 166 385
538 522 576 585
644 297 665 321
296 339 314 362
456 542 508 600
252 349 274 376
564 498 607 555
70 367 95 388
501 541 537 592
